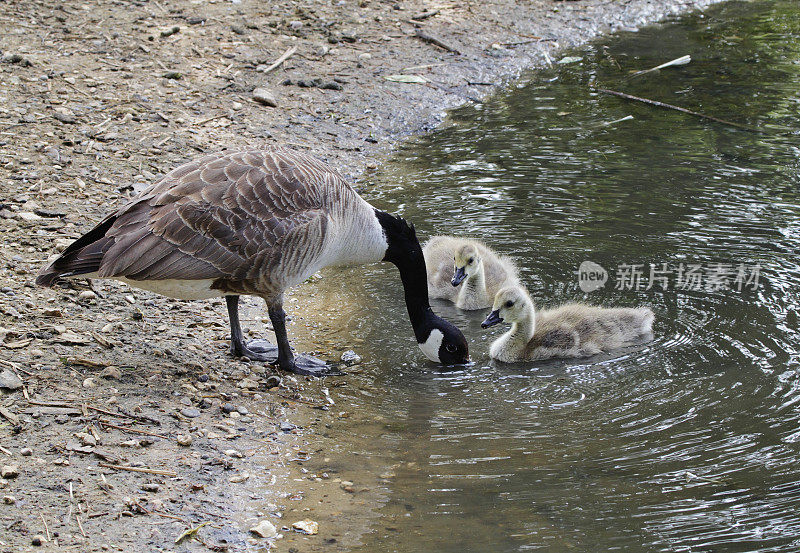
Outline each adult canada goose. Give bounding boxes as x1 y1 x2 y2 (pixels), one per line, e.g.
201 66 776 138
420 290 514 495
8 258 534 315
481 285 654 362
37 148 469 375
423 236 519 310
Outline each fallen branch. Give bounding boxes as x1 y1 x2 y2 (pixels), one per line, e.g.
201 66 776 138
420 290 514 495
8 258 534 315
98 420 169 439
411 9 439 21
259 45 297 74
414 29 460 54
88 405 161 426
594 88 762 132
98 462 177 477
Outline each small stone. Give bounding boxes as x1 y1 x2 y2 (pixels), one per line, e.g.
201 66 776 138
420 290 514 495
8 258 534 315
176 434 192 447
252 88 278 107
99 366 122 380
181 408 200 418
238 378 259 389
32 535 45 546
141 483 160 493
265 375 281 388
250 519 278 538
225 449 244 458
279 422 296 432
20 448 32 456
82 377 96 388
358 52 372 61
229 472 250 483
340 350 362 366
75 432 97 447
1 465 19 479
2 495 15 504
292 519 319 535
0 369 23 391
236 406 248 415
78 290 96 300
221 403 236 414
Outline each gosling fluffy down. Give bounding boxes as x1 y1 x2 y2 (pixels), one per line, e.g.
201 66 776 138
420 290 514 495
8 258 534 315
481 285 654 363
423 236 519 310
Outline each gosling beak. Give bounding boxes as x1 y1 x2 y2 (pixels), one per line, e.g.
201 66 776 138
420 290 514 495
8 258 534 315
451 267 467 287
481 310 503 329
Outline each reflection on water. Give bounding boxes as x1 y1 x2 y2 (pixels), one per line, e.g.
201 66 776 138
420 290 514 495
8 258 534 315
308 1 800 551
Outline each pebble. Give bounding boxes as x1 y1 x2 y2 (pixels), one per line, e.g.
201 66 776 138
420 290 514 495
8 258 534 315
221 403 236 414
141 483 160 493
265 375 281 388
2 495 15 504
236 406 248 415
279 422 296 432
180 408 201 418
340 350 362 365
1 465 19 479
176 434 192 447
82 377 96 388
225 449 244 458
78 290 96 300
292 519 319 535
99 366 122 380
0 369 23 391
250 519 278 538
20 448 32 456
252 88 278 107
31 535 45 546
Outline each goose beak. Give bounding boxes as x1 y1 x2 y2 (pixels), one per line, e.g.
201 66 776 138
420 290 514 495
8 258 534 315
481 310 503 329
451 267 467 287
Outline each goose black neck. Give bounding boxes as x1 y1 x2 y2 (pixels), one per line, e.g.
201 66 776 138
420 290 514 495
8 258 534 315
375 209 434 341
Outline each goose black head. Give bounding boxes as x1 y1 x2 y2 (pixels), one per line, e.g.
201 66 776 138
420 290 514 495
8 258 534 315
418 316 469 365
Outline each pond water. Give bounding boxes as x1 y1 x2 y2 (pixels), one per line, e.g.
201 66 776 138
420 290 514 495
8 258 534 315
305 1 800 551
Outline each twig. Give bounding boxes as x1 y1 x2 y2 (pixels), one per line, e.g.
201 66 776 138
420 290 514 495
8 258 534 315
411 9 439 21
594 88 763 132
260 45 297 74
0 445 12 455
88 405 161 426
40 512 51 542
76 515 87 538
192 113 230 126
0 406 19 426
414 29 460 54
98 420 169 439
98 463 177 477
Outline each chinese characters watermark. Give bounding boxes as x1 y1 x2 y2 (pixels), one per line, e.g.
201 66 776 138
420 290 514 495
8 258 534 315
577 261 761 293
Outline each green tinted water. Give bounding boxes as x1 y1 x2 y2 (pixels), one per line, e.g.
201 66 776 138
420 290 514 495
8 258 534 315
309 2 800 551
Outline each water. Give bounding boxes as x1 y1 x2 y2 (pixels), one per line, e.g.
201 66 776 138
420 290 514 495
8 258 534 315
301 2 800 551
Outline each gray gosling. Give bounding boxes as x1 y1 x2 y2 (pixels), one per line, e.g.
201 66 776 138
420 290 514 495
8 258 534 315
481 285 654 362
423 236 519 310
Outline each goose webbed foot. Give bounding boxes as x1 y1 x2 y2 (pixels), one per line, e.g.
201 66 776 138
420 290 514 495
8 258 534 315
230 339 279 362
282 355 344 377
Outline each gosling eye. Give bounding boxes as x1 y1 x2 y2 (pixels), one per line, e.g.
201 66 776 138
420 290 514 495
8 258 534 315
505 300 514 308
445 343 457 353
468 257 474 264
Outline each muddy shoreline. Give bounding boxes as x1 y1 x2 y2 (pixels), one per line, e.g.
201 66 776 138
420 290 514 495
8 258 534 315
1 0 722 551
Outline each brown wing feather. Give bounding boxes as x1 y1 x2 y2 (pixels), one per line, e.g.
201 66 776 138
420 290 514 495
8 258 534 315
39 148 341 291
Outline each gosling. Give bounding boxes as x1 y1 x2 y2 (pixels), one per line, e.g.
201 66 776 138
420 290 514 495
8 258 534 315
481 285 654 362
423 236 519 310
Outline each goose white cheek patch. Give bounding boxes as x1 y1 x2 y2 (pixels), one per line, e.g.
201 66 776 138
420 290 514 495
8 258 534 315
418 328 444 362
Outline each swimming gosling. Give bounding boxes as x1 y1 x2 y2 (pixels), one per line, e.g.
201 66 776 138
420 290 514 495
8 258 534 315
423 236 519 310
37 148 469 375
481 285 654 362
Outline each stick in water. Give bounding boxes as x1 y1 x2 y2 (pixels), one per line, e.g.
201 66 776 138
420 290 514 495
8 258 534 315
594 88 761 132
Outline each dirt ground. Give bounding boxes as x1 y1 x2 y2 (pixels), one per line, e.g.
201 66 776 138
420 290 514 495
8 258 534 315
1 0 721 551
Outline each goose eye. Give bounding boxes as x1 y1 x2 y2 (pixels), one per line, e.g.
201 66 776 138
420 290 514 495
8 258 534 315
468 258 474 264
505 300 514 308
445 343 457 353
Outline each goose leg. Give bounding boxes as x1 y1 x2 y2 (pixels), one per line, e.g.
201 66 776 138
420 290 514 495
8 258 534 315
226 295 278 362
266 298 340 377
